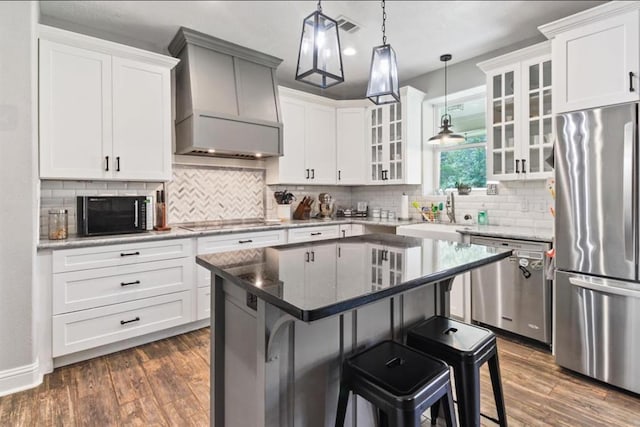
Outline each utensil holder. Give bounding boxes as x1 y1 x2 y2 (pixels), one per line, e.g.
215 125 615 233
277 204 292 221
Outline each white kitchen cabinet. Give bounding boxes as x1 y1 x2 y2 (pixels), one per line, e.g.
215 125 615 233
336 108 367 184
287 225 340 244
266 91 336 185
38 25 178 181
540 3 640 113
368 243 422 292
339 223 365 238
367 86 424 185
279 244 337 307
336 243 368 300
479 41 553 181
51 238 194 357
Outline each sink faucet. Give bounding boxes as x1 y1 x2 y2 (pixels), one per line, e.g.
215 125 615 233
446 192 456 223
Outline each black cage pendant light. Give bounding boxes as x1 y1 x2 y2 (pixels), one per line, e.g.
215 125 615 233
366 0 400 104
295 0 344 89
428 54 465 144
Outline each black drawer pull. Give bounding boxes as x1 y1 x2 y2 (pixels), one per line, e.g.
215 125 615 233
630 71 635 92
515 159 520 174
105 156 109 172
120 251 140 257
238 239 253 244
121 280 140 287
311 168 315 179
521 158 526 173
311 232 322 236
116 156 121 172
120 317 140 325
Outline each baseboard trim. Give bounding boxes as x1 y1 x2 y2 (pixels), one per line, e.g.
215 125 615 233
0 359 43 397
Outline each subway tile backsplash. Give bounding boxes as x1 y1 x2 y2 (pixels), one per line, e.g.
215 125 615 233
39 169 554 239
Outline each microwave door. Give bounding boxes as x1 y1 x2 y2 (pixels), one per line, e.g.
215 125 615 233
555 103 637 281
86 197 139 235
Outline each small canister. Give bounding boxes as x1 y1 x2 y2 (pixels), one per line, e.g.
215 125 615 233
48 209 68 240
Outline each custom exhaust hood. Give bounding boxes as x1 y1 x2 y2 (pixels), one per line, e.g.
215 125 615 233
168 27 283 159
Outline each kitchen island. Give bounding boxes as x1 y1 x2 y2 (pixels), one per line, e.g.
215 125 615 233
197 234 511 427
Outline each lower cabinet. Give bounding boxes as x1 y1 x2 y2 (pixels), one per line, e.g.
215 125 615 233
51 238 194 357
197 286 211 320
52 291 192 357
287 225 340 243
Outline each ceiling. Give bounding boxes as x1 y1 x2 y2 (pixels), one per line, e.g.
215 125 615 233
40 1 606 99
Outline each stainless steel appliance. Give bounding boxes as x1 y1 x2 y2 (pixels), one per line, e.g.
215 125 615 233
471 236 552 344
555 102 640 394
77 196 148 236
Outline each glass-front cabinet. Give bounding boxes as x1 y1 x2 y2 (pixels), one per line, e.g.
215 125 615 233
479 41 553 181
367 86 425 185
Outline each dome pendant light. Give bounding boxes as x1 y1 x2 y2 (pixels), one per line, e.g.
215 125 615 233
428 54 465 144
366 0 400 105
295 0 344 89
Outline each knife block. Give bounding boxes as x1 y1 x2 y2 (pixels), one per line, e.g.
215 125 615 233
293 203 311 220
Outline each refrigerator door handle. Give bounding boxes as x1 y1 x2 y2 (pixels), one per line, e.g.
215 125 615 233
569 276 640 299
623 121 634 262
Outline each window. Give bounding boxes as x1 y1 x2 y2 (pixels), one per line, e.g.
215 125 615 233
433 93 487 190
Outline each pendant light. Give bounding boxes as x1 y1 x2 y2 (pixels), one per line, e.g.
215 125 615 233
366 0 400 104
295 0 344 89
428 54 465 144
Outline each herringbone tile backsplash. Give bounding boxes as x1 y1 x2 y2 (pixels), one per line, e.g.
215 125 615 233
167 166 265 223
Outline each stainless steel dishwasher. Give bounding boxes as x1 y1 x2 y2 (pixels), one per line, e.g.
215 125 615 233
470 236 552 345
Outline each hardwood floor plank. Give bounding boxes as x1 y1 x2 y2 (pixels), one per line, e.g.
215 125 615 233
106 350 153 405
161 395 206 426
141 354 194 405
35 385 76 427
119 395 168 427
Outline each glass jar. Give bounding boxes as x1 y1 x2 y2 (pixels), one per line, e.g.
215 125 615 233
48 209 68 240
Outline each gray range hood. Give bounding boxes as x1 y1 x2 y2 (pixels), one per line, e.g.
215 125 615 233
169 27 283 159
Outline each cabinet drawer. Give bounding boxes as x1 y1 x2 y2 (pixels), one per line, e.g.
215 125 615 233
52 291 192 357
287 225 340 243
197 229 286 254
197 286 211 320
52 238 193 273
53 258 194 314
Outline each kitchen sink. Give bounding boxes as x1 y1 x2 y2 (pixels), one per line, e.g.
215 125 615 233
396 222 464 242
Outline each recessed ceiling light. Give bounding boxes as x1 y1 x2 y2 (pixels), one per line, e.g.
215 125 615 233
207 149 216 153
255 153 262 158
343 47 357 56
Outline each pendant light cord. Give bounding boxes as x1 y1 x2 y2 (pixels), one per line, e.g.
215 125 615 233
381 0 387 45
444 58 448 116
317 0 322 12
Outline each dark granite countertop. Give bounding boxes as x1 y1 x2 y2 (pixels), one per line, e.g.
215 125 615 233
196 233 511 322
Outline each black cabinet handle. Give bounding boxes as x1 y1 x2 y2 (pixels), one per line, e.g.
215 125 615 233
311 232 322 236
238 239 253 244
120 251 140 257
630 71 635 92
105 156 109 171
521 159 527 173
515 159 520 174
306 169 310 179
120 280 140 287
305 252 310 262
310 251 315 262
338 170 341 181
120 317 140 325
116 156 121 172
342 230 346 238
311 169 315 179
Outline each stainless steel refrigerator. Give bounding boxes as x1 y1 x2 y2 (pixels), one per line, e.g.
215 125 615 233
555 102 640 394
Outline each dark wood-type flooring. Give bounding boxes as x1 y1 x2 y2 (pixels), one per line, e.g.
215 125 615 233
1 327 639 426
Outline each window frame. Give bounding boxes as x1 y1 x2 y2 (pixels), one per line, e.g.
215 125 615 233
428 87 488 191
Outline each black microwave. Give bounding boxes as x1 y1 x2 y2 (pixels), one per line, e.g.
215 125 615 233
77 196 148 236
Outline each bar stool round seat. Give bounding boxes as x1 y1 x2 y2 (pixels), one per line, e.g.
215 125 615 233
335 340 457 427
407 316 508 427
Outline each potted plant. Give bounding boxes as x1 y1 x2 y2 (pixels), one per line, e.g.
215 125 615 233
455 181 472 195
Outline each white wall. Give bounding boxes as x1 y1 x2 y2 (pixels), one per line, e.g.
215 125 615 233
0 1 40 395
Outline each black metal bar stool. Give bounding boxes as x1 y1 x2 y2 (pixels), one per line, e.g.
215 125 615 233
407 316 508 427
335 340 457 427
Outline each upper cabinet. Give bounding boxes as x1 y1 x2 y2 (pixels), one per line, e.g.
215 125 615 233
478 41 553 181
336 108 367 185
266 91 337 185
539 2 640 113
367 87 425 185
39 26 178 181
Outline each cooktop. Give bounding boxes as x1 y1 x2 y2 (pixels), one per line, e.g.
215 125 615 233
178 218 282 232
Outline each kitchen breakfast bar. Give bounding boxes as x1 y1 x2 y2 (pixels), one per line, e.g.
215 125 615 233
196 234 511 427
